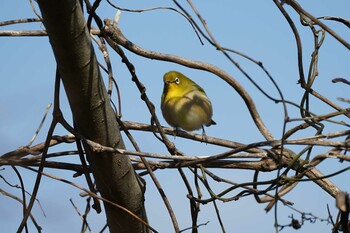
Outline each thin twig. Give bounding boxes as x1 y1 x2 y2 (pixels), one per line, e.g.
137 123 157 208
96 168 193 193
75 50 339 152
0 18 41 26
27 103 52 147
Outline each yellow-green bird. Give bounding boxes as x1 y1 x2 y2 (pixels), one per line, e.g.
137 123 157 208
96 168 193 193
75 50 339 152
161 71 216 133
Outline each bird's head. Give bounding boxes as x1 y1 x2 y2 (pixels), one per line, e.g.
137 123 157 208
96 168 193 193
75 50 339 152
163 71 193 89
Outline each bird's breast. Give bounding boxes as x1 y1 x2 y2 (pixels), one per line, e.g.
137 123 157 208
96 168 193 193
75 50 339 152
161 91 213 131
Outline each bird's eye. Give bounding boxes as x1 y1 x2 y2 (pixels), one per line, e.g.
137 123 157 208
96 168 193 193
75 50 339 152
175 77 180 84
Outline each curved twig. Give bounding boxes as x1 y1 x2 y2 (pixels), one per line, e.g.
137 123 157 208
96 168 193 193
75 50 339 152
102 19 275 141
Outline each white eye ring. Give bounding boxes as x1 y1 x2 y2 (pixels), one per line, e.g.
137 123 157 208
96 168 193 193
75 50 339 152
175 77 180 84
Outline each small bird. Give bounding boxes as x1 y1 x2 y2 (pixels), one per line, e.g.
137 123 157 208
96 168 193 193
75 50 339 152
161 71 216 135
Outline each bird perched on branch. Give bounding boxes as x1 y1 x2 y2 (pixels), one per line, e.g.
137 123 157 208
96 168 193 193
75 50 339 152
161 71 216 136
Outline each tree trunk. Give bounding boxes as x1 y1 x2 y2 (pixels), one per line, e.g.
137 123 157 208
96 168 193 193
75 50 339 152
37 0 148 232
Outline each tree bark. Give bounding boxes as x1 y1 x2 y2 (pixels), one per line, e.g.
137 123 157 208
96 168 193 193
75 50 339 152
37 1 148 232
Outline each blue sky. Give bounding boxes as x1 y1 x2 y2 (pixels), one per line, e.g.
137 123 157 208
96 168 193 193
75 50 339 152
1 1 349 232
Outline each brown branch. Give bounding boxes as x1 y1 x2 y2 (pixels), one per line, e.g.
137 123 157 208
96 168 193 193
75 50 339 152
0 18 41 26
287 0 350 50
102 18 275 141
285 108 350 138
319 16 350 28
1 134 76 159
0 29 100 37
131 158 278 171
333 78 350 86
0 30 47 36
274 0 306 86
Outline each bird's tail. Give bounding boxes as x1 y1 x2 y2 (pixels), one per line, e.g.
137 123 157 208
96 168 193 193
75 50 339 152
205 119 216 127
